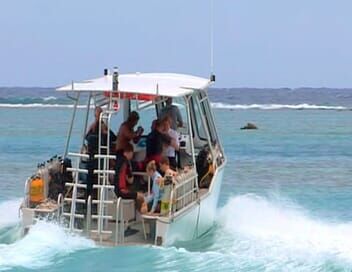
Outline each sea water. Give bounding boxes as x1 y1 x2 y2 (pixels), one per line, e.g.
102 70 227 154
0 88 351 271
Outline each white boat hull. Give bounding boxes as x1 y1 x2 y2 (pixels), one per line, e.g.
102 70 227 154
155 163 225 245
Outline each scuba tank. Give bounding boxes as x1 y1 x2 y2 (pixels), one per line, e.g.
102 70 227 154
29 176 45 206
160 175 173 215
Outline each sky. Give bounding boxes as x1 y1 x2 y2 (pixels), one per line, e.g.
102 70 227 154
0 0 352 88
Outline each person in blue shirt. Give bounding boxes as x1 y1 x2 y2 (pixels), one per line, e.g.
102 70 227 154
144 160 163 214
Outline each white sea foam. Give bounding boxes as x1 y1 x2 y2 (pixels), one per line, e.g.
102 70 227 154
0 199 22 228
42 96 58 101
211 102 349 110
0 221 95 270
0 103 87 109
0 199 95 270
217 194 352 266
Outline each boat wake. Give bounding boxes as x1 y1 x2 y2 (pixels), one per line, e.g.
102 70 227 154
0 200 95 271
1 195 351 271
163 194 352 270
211 102 350 111
212 194 352 270
0 199 22 229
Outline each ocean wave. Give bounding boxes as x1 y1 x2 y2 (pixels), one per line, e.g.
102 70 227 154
215 194 352 269
0 96 69 105
211 102 350 110
0 221 95 270
42 96 57 101
0 103 88 108
0 199 21 228
0 199 95 270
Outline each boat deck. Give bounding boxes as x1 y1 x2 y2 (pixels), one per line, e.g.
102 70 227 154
87 216 156 246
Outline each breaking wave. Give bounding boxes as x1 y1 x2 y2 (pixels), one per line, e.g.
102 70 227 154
0 199 21 229
42 96 58 101
211 102 350 111
0 221 95 270
0 103 87 108
0 199 95 270
211 194 352 270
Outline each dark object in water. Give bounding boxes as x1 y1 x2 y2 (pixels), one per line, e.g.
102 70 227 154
241 123 258 130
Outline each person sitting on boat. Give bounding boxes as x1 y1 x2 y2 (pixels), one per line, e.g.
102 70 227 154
160 157 177 181
115 111 144 153
162 115 179 170
144 160 163 214
145 118 177 165
159 97 183 130
114 143 145 207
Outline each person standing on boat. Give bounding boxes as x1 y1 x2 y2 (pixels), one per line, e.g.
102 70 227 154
85 107 116 199
162 115 179 170
115 111 144 153
85 106 117 154
145 118 177 165
159 97 183 130
86 107 107 135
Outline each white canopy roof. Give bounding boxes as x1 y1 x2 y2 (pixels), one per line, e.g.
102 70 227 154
57 73 211 97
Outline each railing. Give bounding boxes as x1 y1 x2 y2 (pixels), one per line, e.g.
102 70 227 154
86 195 92 235
92 183 115 243
169 171 198 216
57 193 64 219
24 178 31 207
115 197 124 245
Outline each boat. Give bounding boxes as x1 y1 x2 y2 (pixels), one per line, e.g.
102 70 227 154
20 69 226 246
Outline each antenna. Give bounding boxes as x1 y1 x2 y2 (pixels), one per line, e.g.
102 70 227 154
210 0 215 82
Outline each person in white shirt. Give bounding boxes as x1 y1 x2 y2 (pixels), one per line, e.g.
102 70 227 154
159 98 183 130
162 115 179 170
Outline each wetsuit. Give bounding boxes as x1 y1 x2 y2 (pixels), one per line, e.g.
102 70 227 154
114 154 136 199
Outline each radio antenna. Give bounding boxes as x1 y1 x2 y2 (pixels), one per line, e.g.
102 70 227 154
210 0 215 82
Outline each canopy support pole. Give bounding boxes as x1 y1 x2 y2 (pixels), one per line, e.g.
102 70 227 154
63 92 81 158
81 93 92 148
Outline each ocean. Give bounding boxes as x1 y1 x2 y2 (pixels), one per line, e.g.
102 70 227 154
0 87 351 271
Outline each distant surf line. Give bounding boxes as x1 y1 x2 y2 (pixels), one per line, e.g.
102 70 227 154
0 102 350 111
211 102 350 111
0 103 87 108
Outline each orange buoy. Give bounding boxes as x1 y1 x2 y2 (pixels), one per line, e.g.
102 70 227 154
29 177 45 204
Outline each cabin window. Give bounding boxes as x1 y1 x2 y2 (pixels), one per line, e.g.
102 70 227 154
191 97 207 141
172 97 188 130
198 92 218 144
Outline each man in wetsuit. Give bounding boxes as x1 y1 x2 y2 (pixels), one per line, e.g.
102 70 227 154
85 107 116 199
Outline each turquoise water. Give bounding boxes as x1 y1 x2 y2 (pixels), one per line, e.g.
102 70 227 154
1 107 352 271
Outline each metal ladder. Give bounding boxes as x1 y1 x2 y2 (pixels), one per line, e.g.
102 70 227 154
90 108 124 243
62 152 89 233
